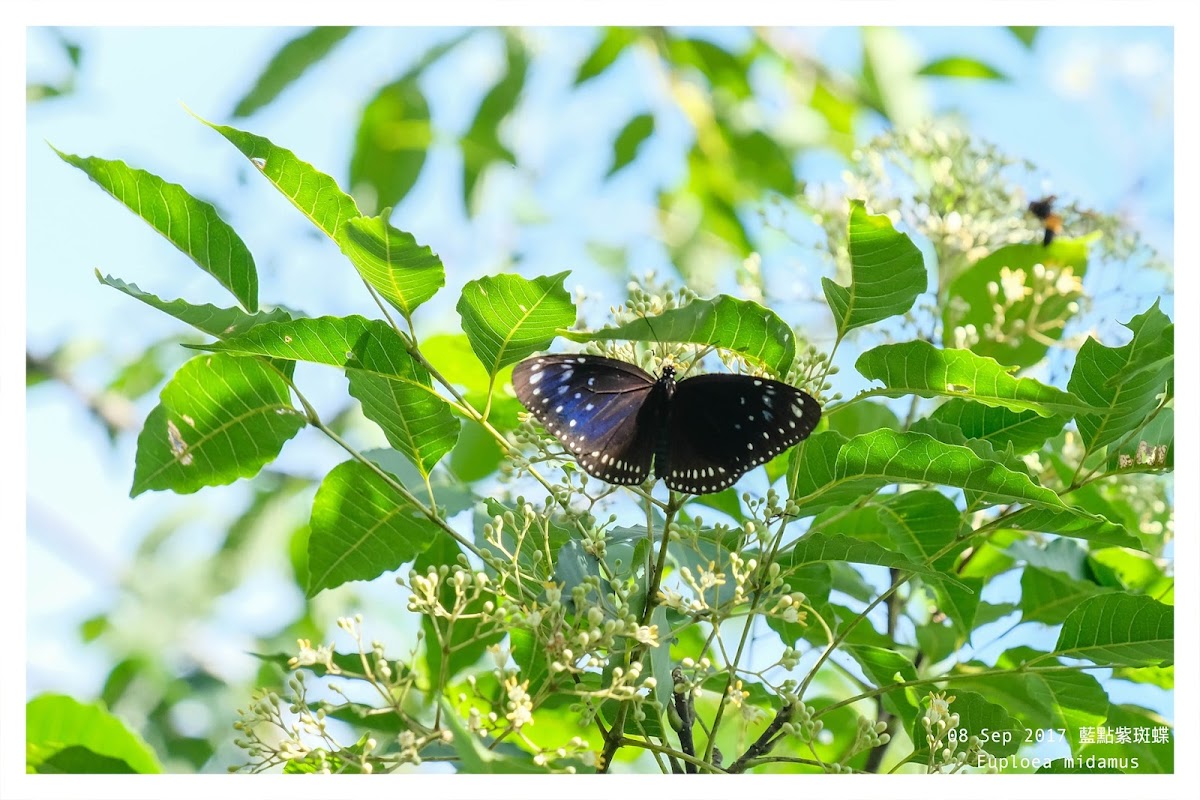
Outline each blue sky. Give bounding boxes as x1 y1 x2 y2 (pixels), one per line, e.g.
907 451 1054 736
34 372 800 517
24 25 1174 744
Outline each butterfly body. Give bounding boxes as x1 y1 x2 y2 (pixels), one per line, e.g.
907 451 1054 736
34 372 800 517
513 354 821 494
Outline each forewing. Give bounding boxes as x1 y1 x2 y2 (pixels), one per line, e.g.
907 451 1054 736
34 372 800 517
513 354 658 485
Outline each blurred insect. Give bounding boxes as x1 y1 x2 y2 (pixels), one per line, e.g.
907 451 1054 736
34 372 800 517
1028 195 1064 246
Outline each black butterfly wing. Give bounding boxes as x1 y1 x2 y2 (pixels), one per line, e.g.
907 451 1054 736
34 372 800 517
512 354 661 485
661 374 822 494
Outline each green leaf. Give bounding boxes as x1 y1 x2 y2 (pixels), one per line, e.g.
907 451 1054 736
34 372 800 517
786 430 885 517
856 340 1089 417
944 239 1091 368
201 117 360 239
835 429 1065 508
132 354 305 496
995 506 1140 549
929 397 1067 454
877 490 962 573
1079 704 1173 773
1020 566 1109 624
462 33 527 212
784 530 956 582
574 27 639 85
1008 27 1040 48
822 199 926 338
824 399 900 439
911 691 1022 760
97 272 290 339
193 316 460 476
564 294 796 378
1070 300 1173 452
334 215 445 318
666 37 752 99
1053 594 1173 667
421 333 521 430
457 271 576 378
842 645 920 730
55 148 258 310
917 56 1008 81
908 416 1036 508
26 694 162 774
306 459 443 595
1107 407 1173 473
949 656 1107 748
607 113 654 177
1088 547 1165 593
349 77 431 213
231 27 354 117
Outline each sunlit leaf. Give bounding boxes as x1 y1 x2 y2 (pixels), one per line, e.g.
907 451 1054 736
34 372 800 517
334 215 445 318
787 431 885 517
97 272 290 339
462 33 527 213
26 694 162 774
823 199 926 338
565 294 796 378
307 458 443 595
994 505 1140 549
55 148 258 310
1070 300 1173 452
856 340 1089 416
132 354 305 497
575 27 640 85
457 271 576 378
201 117 360 239
929 397 1067 454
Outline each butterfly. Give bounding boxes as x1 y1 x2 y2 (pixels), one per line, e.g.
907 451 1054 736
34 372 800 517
1028 195 1063 246
512 354 822 494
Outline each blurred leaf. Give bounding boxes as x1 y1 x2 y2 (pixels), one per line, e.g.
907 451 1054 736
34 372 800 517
917 56 1009 81
1008 27 1040 49
1079 704 1172 773
929 398 1066 454
335 215 445 317
34 746 138 774
607 113 655 177
462 33 528 213
944 238 1092 368
449 422 503 482
26 694 162 774
201 117 360 239
421 333 521 429
823 200 926 339
306 459 443 595
1069 300 1173 452
857 340 1089 416
97 273 290 339
858 27 926 127
55 148 259 310
131 354 305 496
575 27 640 85
349 77 431 213
231 27 355 117
565 294 796 378
457 271 576 378
1054 594 1173 667
665 36 752 98
1088 547 1164 593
